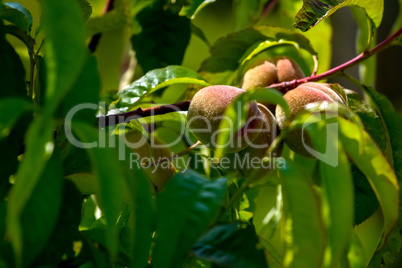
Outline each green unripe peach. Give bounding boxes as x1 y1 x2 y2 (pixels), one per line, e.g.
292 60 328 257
275 56 305 82
187 85 263 153
275 83 341 157
124 131 175 192
242 60 277 90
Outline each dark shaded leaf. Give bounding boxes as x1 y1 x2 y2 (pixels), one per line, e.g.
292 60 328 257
352 164 379 225
0 2 32 33
32 180 83 266
131 3 191 73
152 170 227 268
199 26 316 85
115 65 209 111
362 86 402 182
192 223 268 268
0 20 27 98
293 0 383 32
20 149 63 266
56 55 100 123
0 98 32 138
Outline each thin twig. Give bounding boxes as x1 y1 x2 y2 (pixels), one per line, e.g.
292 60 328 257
97 28 402 127
98 101 191 127
260 0 278 19
268 27 402 91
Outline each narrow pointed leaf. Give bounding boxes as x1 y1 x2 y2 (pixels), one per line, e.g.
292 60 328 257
71 122 127 258
152 170 227 268
280 162 326 268
39 0 87 115
338 117 399 249
6 116 55 263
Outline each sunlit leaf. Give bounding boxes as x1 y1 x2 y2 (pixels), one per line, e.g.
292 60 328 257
179 0 217 19
192 223 268 268
294 0 384 32
152 170 227 267
280 161 326 267
338 117 399 249
39 0 87 116
6 116 55 264
307 118 354 266
115 66 210 110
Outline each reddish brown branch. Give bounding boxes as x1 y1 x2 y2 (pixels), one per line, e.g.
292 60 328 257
97 28 402 127
260 0 278 19
98 101 191 128
268 27 402 92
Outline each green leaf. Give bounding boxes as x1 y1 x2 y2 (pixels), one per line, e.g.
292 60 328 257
351 6 376 87
33 180 83 266
338 117 399 249
199 26 316 85
19 149 63 266
0 2 33 33
233 0 270 30
115 65 210 110
39 0 87 116
131 3 191 73
6 116 55 264
71 122 127 258
294 0 384 32
152 170 227 268
56 55 100 123
191 23 210 47
192 223 268 268
76 0 92 21
362 86 402 183
0 98 32 138
307 118 354 266
85 8 127 36
280 161 326 268
0 21 27 98
179 0 217 19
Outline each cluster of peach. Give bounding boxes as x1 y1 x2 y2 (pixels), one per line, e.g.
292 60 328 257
187 57 345 173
